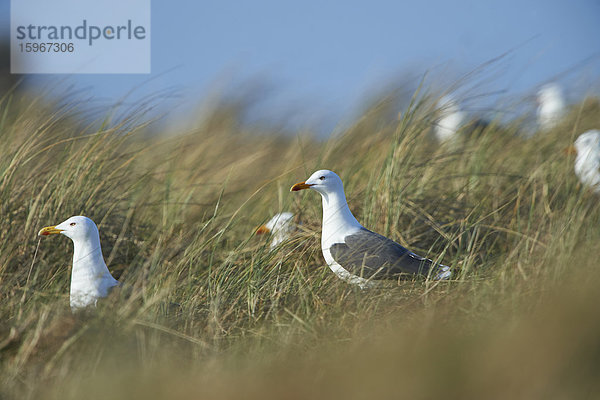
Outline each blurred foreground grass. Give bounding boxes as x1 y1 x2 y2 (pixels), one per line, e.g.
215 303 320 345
1 87 600 399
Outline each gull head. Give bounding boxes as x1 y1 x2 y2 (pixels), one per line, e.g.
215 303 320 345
290 169 344 196
574 130 600 155
537 84 563 107
38 216 100 242
256 212 294 235
438 95 461 115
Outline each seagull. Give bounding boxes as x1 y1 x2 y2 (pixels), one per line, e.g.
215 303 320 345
537 84 566 131
256 212 295 249
38 216 119 311
291 170 451 288
572 130 600 193
434 95 465 143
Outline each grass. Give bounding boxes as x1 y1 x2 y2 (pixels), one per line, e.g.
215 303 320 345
1 84 600 399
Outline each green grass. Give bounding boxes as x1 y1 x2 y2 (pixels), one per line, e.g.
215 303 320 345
1 86 600 399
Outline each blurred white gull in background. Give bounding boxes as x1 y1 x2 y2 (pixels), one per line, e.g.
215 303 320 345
256 212 296 248
571 130 600 193
537 84 566 131
434 95 465 143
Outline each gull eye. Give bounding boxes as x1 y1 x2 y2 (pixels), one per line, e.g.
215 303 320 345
70 222 76 226
319 176 325 180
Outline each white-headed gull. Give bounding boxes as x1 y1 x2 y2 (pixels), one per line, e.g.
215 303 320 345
256 212 295 248
537 84 566 131
291 170 451 288
571 130 600 193
39 216 119 310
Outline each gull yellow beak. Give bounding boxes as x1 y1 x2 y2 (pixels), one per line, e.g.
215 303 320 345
256 225 270 235
290 181 314 192
563 145 577 155
38 226 64 236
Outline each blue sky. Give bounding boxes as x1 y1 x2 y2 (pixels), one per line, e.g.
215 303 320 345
2 0 600 130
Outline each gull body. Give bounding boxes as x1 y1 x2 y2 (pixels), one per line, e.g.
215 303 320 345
573 130 600 193
39 216 119 310
256 212 295 248
537 84 565 131
291 170 450 288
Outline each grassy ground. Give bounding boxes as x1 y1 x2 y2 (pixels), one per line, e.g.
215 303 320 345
1 86 600 399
